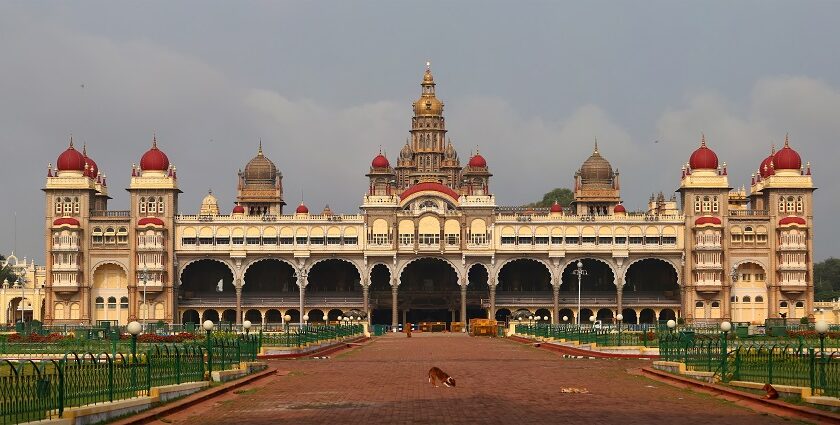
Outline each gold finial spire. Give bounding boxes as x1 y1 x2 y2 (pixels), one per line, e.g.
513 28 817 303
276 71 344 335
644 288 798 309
784 133 790 147
82 143 87 156
69 134 74 148
152 132 157 148
594 137 599 154
700 132 706 147
426 60 431 71
258 139 263 156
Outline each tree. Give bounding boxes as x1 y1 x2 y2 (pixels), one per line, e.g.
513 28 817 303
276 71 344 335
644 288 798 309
815 258 840 300
524 188 574 208
0 255 17 285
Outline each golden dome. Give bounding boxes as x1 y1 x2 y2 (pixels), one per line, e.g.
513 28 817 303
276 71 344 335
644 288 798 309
242 143 278 184
413 65 443 116
579 142 614 187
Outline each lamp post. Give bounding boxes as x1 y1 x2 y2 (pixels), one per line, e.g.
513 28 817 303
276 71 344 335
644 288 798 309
140 267 149 329
243 320 252 337
616 313 624 346
666 319 676 334
302 314 309 327
127 321 142 388
816 320 829 390
203 320 215 379
572 261 587 326
720 321 731 382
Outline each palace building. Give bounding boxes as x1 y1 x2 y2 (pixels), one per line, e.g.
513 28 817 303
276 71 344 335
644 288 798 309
41 66 816 327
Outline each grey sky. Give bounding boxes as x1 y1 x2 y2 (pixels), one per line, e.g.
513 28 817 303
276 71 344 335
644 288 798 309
1 1 839 262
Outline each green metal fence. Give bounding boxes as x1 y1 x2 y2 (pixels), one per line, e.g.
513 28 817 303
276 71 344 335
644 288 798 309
515 323 659 348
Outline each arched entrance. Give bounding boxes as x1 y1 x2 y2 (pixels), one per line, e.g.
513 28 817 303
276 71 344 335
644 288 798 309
621 308 637 325
466 264 489 320
659 309 677 321
495 308 512 322
265 309 282 324
244 309 262 324
92 263 129 325
558 308 574 323
182 309 199 324
243 259 297 295
596 308 613 322
369 264 392 325
399 258 459 325
731 262 768 324
327 309 344 322
623 259 680 307
639 308 656 324
180 260 235 318
221 309 236 324
307 259 361 293
307 309 325 323
7 297 30 323
580 308 594 323
202 309 220 323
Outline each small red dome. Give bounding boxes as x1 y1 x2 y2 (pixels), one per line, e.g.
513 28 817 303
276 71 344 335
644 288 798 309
371 153 390 168
468 154 487 168
759 149 775 178
689 136 718 170
296 203 309 214
140 139 170 171
138 217 165 227
614 204 626 213
694 216 722 226
550 201 563 213
232 204 245 214
56 142 86 172
773 137 802 171
53 217 80 227
779 216 806 226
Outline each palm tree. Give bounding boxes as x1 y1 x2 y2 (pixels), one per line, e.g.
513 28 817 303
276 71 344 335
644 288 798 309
0 255 17 284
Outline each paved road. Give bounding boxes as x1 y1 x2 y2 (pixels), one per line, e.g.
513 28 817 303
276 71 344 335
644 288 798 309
157 333 792 424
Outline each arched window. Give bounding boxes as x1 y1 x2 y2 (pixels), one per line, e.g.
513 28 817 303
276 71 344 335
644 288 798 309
158 197 165 214
95 297 105 309
742 296 751 303
695 301 704 308
780 301 788 308
711 301 720 308
73 197 80 214
120 297 129 309
778 198 786 212
795 301 804 308
107 297 116 309
148 197 156 214
140 197 147 214
63 197 72 215
55 197 62 215
694 197 702 213
755 296 764 302
730 296 738 302
787 196 795 213
796 196 804 213
702 196 711 212
712 196 719 212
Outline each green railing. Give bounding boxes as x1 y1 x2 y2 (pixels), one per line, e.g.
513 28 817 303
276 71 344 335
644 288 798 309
659 333 840 397
515 323 659 347
257 324 363 348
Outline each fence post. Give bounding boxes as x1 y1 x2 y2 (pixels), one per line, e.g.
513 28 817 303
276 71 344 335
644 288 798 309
175 345 182 385
768 347 774 385
733 347 741 381
809 348 815 394
720 332 728 382
109 354 115 403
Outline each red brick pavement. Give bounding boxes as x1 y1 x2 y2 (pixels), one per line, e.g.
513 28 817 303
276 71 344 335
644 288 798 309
154 333 793 425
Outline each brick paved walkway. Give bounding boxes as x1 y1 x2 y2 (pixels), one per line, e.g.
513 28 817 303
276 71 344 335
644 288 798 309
156 333 792 424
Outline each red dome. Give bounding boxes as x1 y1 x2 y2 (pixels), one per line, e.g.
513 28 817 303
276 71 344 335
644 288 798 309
550 201 563 213
138 217 165 227
371 153 390 168
53 217 80 227
694 216 722 226
614 204 626 213
759 150 775 178
688 136 719 170
296 203 309 214
468 154 487 168
779 216 806 226
56 142 86 172
140 139 170 171
773 137 802 171
232 204 245 214
400 182 461 201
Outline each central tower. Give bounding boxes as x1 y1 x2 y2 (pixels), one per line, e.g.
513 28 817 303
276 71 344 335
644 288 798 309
395 64 461 190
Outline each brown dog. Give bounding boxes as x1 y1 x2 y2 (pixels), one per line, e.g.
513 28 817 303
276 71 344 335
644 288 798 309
763 383 779 400
428 367 455 387
406 323 412 338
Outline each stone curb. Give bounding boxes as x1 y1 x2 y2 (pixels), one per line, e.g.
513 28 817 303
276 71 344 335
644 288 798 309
109 367 280 425
258 336 370 359
640 367 840 424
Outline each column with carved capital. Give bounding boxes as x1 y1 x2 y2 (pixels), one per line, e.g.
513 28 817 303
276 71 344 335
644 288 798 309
391 280 399 330
235 278 242 325
616 278 624 321
362 284 370 323
460 285 467 328
552 285 560 324
488 279 497 321
298 274 306 326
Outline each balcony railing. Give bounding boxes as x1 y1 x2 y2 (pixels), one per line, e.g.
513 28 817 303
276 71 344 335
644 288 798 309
729 210 769 217
91 210 131 217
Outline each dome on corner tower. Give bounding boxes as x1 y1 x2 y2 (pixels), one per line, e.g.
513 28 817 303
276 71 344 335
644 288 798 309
688 135 718 170
140 137 170 171
579 142 614 186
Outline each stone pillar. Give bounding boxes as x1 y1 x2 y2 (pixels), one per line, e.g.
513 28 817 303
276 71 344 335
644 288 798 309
460 286 467 327
235 280 242 325
362 284 370 323
552 285 560 324
298 274 306 326
489 282 496 321
722 284 732 321
391 284 398 330
616 280 624 322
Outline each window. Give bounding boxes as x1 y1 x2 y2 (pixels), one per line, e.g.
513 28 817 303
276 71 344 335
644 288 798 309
755 273 765 281
148 198 156 214
695 301 704 308
731 296 737 302
644 237 660 245
92 227 103 244
629 237 643 245
140 197 147 214
55 197 62 215
518 236 533 245
105 227 116 244
215 237 230 245
120 297 129 309
73 197 80 214
246 237 261 245
199 237 214 245
263 237 278 245
309 237 325 245
551 236 563 245
780 301 788 308
158 197 165 214
535 236 549 245
712 196 719 212
279 237 294 245
711 301 720 308
581 236 596 244
445 234 460 245
344 237 358 245
787 196 795 213
233 237 245 245
795 301 804 308
419 234 439 245
796 196 803 213
182 237 196 245
778 198 785 212
694 197 702 213
742 296 751 303
661 237 677 245
117 227 128 244
95 297 105 309
702 196 711 212
107 297 117 309
614 237 627 244
755 296 764 302
565 237 580 245
598 237 612 245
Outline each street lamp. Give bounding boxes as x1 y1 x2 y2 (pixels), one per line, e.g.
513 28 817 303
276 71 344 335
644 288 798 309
720 321 731 380
572 261 587 326
666 319 676 333
302 314 309 326
140 267 150 329
616 313 624 346
203 320 215 378
243 320 252 336
816 320 829 389
127 321 142 387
